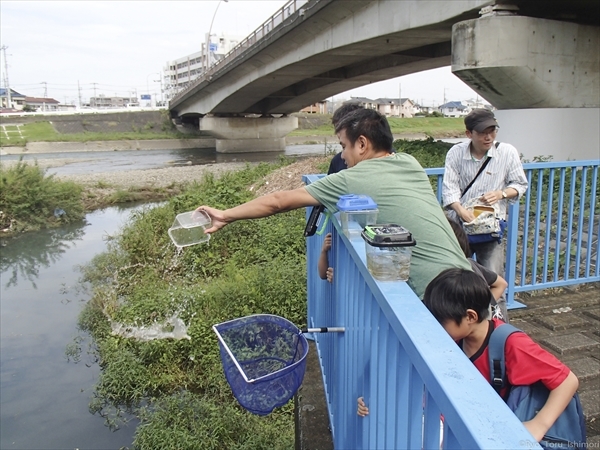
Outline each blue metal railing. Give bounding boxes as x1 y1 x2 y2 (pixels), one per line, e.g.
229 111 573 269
423 160 599 307
303 174 539 450
504 160 599 303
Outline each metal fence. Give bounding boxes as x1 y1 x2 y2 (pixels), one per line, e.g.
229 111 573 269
303 174 538 450
424 160 599 308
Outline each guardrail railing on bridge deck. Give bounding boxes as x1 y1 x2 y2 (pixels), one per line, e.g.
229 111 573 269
303 174 538 450
170 0 311 105
424 160 599 308
505 160 599 305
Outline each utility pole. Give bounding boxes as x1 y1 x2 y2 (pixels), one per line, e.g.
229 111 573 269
78 80 82 108
398 83 402 117
91 82 98 97
42 81 47 98
1 45 12 109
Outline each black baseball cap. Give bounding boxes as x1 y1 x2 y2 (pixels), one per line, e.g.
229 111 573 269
464 109 499 132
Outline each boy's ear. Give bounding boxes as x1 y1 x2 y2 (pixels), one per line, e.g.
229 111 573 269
465 309 480 323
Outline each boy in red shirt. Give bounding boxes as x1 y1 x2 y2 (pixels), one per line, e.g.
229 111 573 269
422 268 579 443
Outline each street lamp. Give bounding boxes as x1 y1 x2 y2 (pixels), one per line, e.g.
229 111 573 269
205 0 228 75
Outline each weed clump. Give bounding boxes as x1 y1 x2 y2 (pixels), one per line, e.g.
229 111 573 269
78 159 305 448
0 159 84 232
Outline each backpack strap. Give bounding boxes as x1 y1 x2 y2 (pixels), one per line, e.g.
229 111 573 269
488 323 523 395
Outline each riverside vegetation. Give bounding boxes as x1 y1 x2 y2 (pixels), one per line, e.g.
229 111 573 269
67 139 452 449
2 138 448 448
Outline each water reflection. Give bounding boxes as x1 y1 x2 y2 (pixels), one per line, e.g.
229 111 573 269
0 206 140 450
0 220 86 289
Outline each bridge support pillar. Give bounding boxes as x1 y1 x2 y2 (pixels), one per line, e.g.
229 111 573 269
451 15 599 109
200 116 298 153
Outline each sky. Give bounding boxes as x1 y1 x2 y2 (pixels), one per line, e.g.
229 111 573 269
1 1 481 107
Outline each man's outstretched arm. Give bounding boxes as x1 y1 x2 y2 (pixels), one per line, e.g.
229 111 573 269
197 187 321 234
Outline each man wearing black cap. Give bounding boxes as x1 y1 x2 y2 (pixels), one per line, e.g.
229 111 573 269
442 108 528 321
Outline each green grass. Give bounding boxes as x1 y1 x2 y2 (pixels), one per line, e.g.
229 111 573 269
0 158 85 232
0 121 194 147
76 159 305 448
289 116 464 137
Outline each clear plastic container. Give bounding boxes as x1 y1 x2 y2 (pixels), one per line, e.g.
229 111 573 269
168 210 211 248
336 195 378 239
361 224 416 282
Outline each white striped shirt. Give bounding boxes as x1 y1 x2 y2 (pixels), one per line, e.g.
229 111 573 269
442 140 528 219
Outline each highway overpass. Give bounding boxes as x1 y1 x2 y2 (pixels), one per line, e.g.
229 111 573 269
169 0 599 153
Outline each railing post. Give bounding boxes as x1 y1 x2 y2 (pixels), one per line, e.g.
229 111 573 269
505 201 520 308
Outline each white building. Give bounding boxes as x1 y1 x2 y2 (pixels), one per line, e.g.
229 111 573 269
163 32 243 101
439 101 469 118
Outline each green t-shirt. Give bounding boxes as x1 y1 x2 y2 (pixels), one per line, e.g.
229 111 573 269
305 152 471 298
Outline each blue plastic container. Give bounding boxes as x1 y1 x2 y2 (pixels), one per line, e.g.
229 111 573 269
336 194 378 239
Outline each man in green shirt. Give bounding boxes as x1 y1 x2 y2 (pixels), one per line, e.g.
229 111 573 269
198 109 471 298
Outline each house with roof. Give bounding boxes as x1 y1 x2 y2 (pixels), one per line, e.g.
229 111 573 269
0 88 27 110
439 101 469 118
345 97 378 110
23 97 61 112
374 98 415 118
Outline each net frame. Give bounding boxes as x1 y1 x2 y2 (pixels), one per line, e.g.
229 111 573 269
213 314 309 415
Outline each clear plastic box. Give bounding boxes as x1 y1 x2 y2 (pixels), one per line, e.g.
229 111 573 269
361 225 416 282
336 195 378 239
168 210 211 248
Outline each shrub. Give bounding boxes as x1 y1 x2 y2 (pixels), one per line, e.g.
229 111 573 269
0 159 84 231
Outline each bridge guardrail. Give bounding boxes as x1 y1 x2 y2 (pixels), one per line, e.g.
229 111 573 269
170 0 311 106
303 174 538 450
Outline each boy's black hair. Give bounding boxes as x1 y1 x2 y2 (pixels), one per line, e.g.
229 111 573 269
331 102 363 127
334 108 393 152
447 218 473 258
423 268 490 325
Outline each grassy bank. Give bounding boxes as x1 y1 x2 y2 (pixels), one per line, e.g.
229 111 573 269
289 115 464 137
0 121 193 147
0 113 464 148
76 159 307 449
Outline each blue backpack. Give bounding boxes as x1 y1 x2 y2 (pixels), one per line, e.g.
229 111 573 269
488 323 587 449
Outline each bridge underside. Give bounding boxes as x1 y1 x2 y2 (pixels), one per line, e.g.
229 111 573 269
169 0 599 152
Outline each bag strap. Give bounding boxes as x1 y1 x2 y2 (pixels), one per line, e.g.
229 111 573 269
461 142 500 198
488 322 522 395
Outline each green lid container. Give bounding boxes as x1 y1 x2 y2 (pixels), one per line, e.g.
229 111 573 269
361 224 416 247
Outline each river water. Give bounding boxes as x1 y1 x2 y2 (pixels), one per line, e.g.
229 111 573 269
0 206 145 449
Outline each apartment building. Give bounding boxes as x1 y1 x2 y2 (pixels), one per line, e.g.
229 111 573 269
163 32 243 101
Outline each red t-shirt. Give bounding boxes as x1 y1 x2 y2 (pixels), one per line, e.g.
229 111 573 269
467 319 570 398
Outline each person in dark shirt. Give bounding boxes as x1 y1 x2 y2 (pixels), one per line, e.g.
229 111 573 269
316 103 364 282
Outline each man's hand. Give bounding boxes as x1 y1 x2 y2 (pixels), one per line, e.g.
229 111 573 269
195 206 231 234
480 190 503 206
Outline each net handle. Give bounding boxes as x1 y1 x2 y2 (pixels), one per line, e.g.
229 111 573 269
301 327 345 333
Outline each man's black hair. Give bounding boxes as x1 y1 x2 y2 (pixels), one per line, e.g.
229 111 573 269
423 268 490 325
447 218 472 258
332 102 363 127
334 108 393 152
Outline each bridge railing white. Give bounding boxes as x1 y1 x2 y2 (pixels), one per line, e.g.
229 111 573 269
170 0 311 105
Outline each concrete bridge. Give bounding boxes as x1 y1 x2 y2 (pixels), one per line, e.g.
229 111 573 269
169 0 599 153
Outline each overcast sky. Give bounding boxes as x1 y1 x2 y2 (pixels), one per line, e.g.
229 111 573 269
1 0 481 107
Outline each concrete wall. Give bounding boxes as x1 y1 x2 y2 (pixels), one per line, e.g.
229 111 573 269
495 108 600 161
